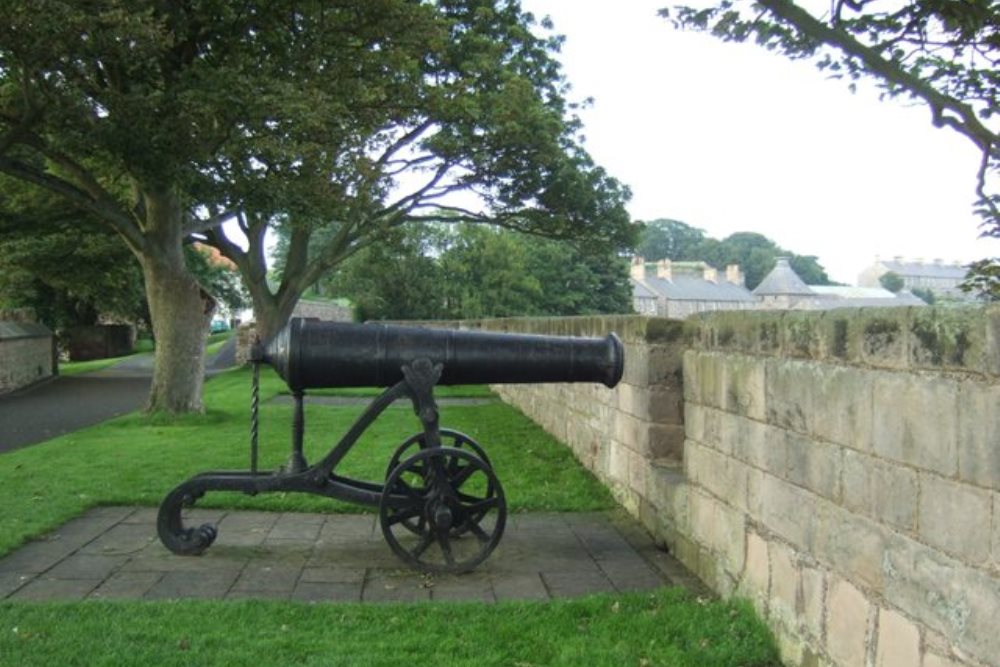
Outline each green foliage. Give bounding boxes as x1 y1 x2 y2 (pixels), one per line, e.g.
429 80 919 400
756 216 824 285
0 174 148 331
879 271 905 293
960 258 1000 301
911 287 937 305
663 0 999 296
636 219 832 289
184 245 248 317
317 224 633 320
637 218 708 261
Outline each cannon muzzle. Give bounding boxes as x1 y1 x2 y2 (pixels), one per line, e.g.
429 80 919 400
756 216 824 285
262 319 624 391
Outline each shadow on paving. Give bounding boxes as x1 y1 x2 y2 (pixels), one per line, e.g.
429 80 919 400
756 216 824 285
0 507 709 603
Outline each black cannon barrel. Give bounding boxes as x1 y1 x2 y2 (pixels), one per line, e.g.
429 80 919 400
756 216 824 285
262 318 624 390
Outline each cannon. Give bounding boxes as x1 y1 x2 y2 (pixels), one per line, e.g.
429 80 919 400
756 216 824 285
157 319 624 573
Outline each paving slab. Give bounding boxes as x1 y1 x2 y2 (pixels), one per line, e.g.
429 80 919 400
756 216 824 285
0 506 703 603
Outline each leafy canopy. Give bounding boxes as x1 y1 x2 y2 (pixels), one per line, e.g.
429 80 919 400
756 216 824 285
663 0 999 296
638 218 832 289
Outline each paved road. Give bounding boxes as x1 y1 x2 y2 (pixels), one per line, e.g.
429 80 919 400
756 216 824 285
0 337 237 454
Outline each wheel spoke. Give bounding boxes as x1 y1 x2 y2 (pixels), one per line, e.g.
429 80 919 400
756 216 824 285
411 533 434 559
468 522 491 544
386 506 422 527
436 530 456 566
464 497 500 514
450 464 477 489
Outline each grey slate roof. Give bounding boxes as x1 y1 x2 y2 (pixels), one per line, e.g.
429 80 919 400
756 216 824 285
752 258 814 296
637 275 755 302
0 321 52 340
881 260 967 280
632 280 658 299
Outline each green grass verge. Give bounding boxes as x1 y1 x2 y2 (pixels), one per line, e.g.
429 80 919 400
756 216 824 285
59 332 233 377
0 363 780 667
0 366 613 557
0 590 779 666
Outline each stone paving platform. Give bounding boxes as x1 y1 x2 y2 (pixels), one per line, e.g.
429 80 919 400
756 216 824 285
0 506 706 603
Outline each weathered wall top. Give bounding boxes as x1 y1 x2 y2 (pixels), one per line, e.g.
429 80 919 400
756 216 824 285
689 305 1000 379
431 314 691 346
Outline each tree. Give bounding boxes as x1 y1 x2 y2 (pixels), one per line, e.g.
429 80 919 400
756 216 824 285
698 231 832 289
0 1 631 413
221 1 634 339
320 223 633 320
0 174 149 332
637 218 707 260
318 224 446 322
879 271 905 293
663 0 1000 296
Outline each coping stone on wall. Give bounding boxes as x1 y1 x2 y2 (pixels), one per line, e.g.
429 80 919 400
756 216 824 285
690 305 1000 380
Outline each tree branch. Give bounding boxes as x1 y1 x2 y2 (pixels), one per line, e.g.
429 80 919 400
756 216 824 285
0 154 145 252
757 0 998 154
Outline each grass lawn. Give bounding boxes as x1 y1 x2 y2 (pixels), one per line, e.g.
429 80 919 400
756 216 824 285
0 366 780 666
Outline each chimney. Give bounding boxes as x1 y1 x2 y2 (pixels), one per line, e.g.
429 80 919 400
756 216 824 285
630 256 646 281
725 264 744 286
703 266 718 283
656 259 673 281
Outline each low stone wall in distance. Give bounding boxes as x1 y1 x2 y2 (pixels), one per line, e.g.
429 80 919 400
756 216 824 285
0 321 55 394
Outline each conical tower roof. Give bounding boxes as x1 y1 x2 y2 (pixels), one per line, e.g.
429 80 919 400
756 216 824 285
752 258 814 296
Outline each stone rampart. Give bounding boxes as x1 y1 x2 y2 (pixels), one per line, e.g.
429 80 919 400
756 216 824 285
458 307 999 667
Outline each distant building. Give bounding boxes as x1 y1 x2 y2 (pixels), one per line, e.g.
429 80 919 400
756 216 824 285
630 258 755 319
756 258 926 310
857 256 969 299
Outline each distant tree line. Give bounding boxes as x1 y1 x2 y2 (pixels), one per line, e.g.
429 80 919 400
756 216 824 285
637 219 834 290
294 224 633 321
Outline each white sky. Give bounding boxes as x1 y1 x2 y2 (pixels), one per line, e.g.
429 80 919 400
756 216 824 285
521 0 1000 284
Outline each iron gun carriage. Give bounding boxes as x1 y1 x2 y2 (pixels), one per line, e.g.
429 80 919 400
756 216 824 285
158 318 624 573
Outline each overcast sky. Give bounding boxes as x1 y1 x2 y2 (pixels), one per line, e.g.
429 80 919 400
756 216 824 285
521 0 1000 284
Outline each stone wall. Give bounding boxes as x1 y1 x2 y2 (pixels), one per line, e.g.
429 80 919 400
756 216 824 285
463 307 999 667
0 321 55 394
444 316 689 523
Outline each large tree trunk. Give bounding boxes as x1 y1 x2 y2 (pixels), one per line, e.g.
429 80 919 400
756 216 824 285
140 190 215 413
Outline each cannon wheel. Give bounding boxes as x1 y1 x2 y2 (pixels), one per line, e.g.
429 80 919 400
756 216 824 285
379 447 506 574
384 430 495 537
385 429 493 478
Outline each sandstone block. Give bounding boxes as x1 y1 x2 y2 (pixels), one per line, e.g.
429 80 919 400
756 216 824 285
770 540 801 627
918 474 992 566
742 530 770 605
765 359 813 433
860 310 910 369
957 382 1000 491
800 565 826 643
648 424 686 461
807 364 874 452
714 498 746 577
922 653 963 667
993 493 1000 573
761 473 822 552
785 433 842 502
872 372 958 477
816 503 890 593
875 608 921 667
882 532 1000 665
826 577 871 667
842 450 917 532
684 402 706 444
722 353 766 420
